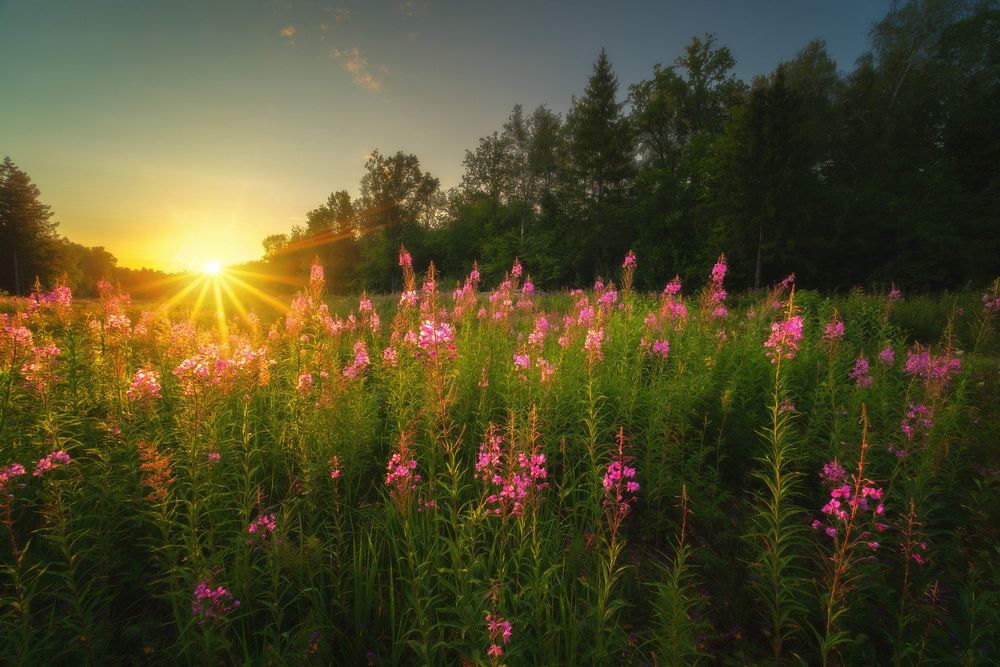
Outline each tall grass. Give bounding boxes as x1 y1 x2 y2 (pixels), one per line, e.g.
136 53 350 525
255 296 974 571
0 257 997 664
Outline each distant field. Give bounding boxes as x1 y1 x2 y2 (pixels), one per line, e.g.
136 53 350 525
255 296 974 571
2 256 998 665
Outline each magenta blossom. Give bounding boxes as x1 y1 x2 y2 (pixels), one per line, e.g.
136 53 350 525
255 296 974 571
764 315 804 364
33 450 72 477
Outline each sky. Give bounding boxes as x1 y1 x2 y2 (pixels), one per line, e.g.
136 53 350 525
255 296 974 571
0 0 890 272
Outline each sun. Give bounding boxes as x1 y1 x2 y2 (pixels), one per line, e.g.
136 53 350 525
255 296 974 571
203 260 223 276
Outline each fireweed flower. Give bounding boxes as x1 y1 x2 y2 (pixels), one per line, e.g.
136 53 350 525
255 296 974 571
248 513 277 548
823 317 845 342
650 339 670 360
21 343 61 393
416 320 457 361
0 463 26 494
888 284 902 300
474 427 548 517
820 461 847 484
814 460 885 543
849 357 873 388
662 275 682 298
192 579 240 624
901 403 934 445
603 430 640 535
878 347 896 366
584 327 605 362
343 340 370 379
127 368 162 401
385 434 422 510
33 450 72 477
527 315 549 348
207 452 220 463
904 347 961 386
764 315 804 364
705 254 728 318
485 613 513 659
296 372 314 394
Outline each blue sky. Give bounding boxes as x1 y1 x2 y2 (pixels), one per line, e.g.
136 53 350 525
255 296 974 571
0 0 889 270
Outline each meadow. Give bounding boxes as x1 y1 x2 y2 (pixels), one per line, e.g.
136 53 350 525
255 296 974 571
1 251 998 665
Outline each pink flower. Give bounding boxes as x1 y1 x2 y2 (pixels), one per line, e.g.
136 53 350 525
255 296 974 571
584 327 605 361
878 347 895 365
622 250 637 269
849 357 872 388
823 319 845 342
0 463 26 494
821 461 847 483
485 613 512 658
416 320 456 361
662 276 682 297
513 353 530 370
650 339 670 359
343 340 370 379
248 512 277 548
603 432 640 529
510 259 523 279
764 315 804 364
127 368 162 401
192 579 239 623
33 450 72 477
207 452 220 463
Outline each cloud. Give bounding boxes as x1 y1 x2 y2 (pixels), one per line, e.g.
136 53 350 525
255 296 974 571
400 1 430 17
280 25 296 38
328 47 387 92
333 8 351 23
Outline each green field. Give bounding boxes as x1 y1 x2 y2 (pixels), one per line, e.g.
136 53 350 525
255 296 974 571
2 256 998 665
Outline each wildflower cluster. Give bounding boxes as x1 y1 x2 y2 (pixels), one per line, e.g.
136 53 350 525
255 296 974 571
248 513 277 549
192 579 240 624
474 427 548 517
704 254 728 318
849 357 872 388
33 450 72 477
26 283 73 322
416 320 456 362
385 435 422 509
764 315 804 364
900 403 934 446
485 613 513 659
127 368 162 401
823 314 845 342
813 459 886 548
903 347 961 386
343 340 370 379
0 463 26 495
21 343 61 393
603 430 640 533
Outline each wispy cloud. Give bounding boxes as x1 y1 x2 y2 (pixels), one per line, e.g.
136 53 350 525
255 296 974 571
328 47 388 92
280 25 296 38
332 8 351 23
400 1 430 17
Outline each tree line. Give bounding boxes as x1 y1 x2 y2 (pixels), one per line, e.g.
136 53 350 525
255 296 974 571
3 0 997 297
263 0 999 293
